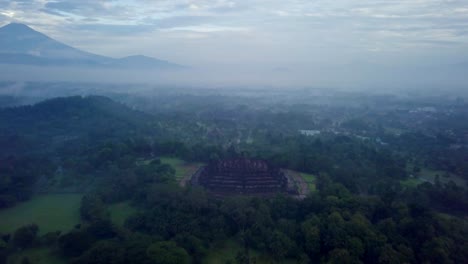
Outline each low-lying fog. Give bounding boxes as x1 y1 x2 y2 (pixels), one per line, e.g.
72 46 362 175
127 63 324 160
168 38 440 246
0 63 466 97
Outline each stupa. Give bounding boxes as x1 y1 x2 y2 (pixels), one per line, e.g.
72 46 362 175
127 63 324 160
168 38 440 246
191 158 289 196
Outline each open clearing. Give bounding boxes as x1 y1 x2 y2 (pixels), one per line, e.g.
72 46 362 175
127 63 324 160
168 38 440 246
285 170 317 199
404 163 466 188
160 157 204 186
401 177 426 188
0 194 82 235
300 172 317 191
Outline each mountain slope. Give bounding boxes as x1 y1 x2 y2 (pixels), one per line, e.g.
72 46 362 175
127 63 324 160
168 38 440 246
0 23 108 62
0 23 183 69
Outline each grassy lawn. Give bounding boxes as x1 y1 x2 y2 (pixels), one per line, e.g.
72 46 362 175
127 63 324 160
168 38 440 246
301 172 317 192
401 177 425 188
137 157 203 184
405 162 466 187
0 194 82 235
109 201 138 226
419 167 466 186
7 247 66 264
284 170 317 196
160 157 204 181
160 157 190 180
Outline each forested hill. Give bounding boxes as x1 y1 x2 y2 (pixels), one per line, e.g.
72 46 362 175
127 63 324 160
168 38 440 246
0 96 155 156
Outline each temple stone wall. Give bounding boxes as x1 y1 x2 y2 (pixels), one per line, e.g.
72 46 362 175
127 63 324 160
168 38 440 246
191 158 289 196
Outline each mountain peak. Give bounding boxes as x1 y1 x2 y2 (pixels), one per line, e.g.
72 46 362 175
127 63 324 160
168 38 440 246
4 22 30 28
0 23 184 69
1 23 37 33
0 22 48 41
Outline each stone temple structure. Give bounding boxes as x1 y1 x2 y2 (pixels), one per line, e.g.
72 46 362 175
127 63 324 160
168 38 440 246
190 158 290 196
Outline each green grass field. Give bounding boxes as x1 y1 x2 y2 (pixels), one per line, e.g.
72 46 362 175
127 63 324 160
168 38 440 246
160 157 190 180
160 157 204 181
109 201 138 226
400 177 425 188
0 194 82 235
405 163 466 188
419 167 466 186
301 172 317 191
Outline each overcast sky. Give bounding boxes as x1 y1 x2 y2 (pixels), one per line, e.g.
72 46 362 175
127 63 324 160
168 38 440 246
1 0 467 89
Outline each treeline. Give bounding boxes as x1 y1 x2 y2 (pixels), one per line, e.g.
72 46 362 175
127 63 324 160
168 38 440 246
0 156 54 208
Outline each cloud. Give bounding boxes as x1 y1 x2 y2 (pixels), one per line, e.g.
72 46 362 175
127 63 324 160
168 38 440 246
162 24 249 33
0 0 467 87
2 1 466 38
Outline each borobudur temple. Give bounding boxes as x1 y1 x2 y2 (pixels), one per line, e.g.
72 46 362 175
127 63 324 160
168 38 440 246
190 158 290 196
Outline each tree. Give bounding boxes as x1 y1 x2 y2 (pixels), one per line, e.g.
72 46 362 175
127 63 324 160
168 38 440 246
326 248 359 264
146 241 190 264
378 244 404 264
21 257 31 264
346 237 364 258
0 237 8 264
86 219 116 239
235 251 249 264
72 240 125 264
267 231 295 260
58 230 94 257
420 237 454 264
301 219 321 257
322 212 347 250
173 234 208 262
13 224 38 248
40 231 61 246
80 194 109 222
124 234 154 264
